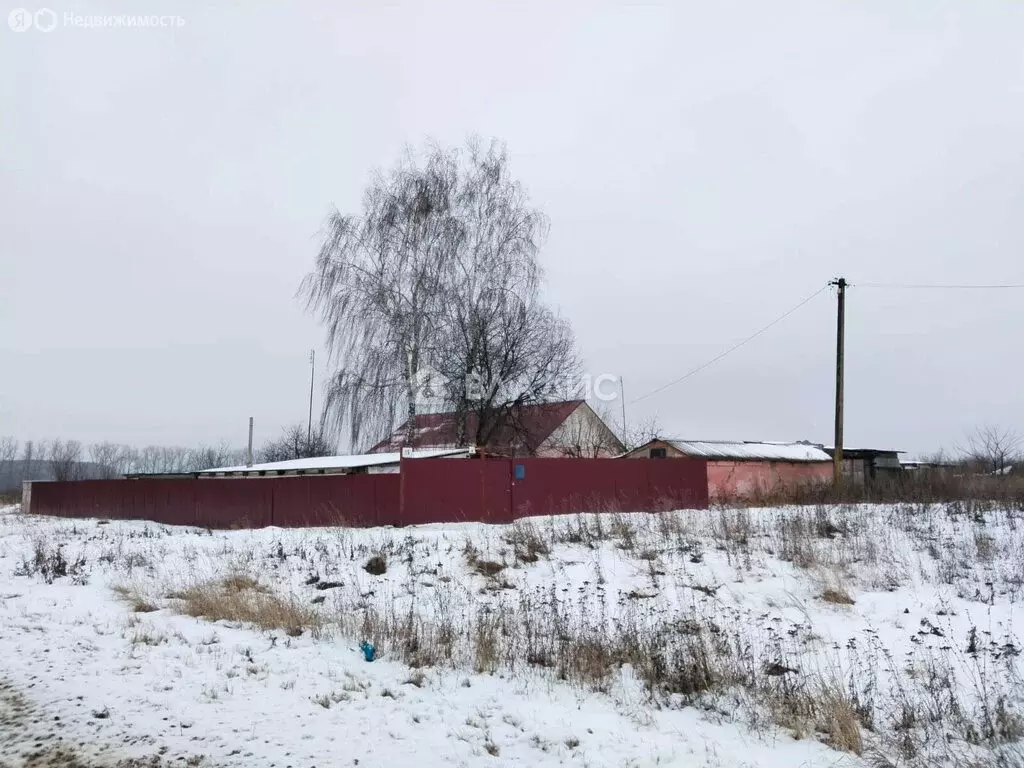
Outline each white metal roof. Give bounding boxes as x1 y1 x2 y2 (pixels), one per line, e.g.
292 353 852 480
663 440 832 462
198 448 471 475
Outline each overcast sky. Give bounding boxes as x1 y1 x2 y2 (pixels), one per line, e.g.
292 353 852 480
2 1 1022 457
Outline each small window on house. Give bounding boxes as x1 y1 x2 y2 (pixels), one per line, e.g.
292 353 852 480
649 448 667 459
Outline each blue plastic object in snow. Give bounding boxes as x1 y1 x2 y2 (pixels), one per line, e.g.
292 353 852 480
360 641 376 662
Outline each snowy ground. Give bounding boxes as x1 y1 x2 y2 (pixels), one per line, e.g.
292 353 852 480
0 501 1021 767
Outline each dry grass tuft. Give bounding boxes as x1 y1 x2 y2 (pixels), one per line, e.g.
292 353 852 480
172 575 319 637
112 585 160 613
220 574 266 593
768 678 865 755
821 588 856 606
815 685 865 754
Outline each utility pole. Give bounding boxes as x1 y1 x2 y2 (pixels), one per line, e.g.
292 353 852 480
307 349 315 448
830 278 847 486
619 377 627 446
247 416 254 468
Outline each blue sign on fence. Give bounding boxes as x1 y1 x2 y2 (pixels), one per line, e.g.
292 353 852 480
514 464 526 481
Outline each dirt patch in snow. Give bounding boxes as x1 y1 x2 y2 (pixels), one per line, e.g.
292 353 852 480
0 678 204 768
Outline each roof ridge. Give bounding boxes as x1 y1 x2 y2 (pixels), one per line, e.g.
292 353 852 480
666 438 820 446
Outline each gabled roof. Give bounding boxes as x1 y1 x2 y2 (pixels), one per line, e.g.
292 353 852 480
659 439 831 462
369 400 586 455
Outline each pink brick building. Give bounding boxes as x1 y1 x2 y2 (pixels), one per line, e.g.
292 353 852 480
625 439 833 501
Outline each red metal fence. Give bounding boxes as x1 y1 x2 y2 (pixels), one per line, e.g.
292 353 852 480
27 457 707 529
400 458 513 525
510 457 707 517
28 475 399 528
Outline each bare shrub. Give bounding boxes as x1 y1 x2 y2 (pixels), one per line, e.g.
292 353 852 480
503 521 551 564
14 536 86 584
554 513 608 548
556 636 620 691
610 514 637 551
404 670 426 688
364 555 387 575
975 531 997 563
463 540 505 577
712 507 753 548
777 513 819 569
472 559 505 577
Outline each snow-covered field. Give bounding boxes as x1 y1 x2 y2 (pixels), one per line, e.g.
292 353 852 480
0 501 1021 767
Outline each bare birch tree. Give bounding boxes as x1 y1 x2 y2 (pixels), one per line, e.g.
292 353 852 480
304 138 578 451
303 143 460 449
429 140 578 450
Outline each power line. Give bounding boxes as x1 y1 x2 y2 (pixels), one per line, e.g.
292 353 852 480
630 283 831 405
857 282 1024 290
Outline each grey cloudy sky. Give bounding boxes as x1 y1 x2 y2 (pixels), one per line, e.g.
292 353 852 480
2 1 1022 456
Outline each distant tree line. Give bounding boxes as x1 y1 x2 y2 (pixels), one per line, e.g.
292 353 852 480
0 424 336 490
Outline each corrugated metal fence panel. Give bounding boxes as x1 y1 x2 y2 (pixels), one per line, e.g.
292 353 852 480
195 480 272 529
364 474 402 527
400 458 512 525
643 457 710 510
32 480 124 520
280 474 398 528
510 459 613 517
269 477 312 526
510 458 709 517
